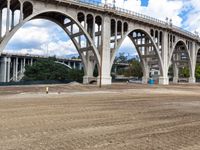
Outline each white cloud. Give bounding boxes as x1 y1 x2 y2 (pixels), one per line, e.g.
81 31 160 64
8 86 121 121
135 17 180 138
2 0 200 58
4 19 78 57
6 40 77 57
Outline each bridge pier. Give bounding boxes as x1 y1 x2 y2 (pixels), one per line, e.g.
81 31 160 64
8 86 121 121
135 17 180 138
97 15 112 86
0 57 7 82
142 65 149 84
173 63 179 83
189 77 196 84
159 31 169 85
159 77 169 85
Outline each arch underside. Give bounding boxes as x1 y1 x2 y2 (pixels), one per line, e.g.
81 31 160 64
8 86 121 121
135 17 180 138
110 28 163 82
170 41 192 83
0 3 101 80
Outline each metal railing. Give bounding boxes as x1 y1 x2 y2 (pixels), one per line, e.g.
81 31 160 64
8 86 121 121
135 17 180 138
59 0 200 40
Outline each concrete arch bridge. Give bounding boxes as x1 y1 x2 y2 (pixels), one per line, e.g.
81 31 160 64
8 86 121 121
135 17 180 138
1 0 200 85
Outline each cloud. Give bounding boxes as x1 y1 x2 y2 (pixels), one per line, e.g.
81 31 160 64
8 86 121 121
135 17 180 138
4 19 78 57
3 0 200 58
6 40 77 57
181 0 200 33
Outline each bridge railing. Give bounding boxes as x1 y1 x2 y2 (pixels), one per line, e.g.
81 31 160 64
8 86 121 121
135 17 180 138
65 0 200 41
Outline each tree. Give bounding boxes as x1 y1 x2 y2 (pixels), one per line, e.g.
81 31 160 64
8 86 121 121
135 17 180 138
196 64 200 79
114 52 128 63
124 60 143 78
23 58 84 82
179 67 189 78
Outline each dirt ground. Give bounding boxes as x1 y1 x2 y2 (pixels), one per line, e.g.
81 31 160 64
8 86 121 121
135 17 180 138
1 83 200 150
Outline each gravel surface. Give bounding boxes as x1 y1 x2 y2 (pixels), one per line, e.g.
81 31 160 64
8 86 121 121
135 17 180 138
0 83 200 150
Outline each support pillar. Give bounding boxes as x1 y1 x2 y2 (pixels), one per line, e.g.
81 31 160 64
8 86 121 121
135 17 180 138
0 57 7 82
189 41 196 84
30 58 33 66
83 52 96 84
159 31 169 85
13 57 18 81
6 0 11 34
79 63 82 70
7 57 11 82
20 59 23 73
0 9 2 39
173 63 179 83
73 62 76 69
142 64 149 84
97 15 112 85
19 2 23 23
13 58 16 81
23 58 26 67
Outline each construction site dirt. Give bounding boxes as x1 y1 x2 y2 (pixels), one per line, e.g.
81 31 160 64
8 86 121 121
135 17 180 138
1 83 200 150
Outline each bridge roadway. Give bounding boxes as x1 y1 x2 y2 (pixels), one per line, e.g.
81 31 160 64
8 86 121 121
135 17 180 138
1 0 200 85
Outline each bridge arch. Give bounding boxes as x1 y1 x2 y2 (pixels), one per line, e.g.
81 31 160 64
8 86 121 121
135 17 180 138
110 27 164 83
168 40 192 83
0 8 101 82
195 48 200 82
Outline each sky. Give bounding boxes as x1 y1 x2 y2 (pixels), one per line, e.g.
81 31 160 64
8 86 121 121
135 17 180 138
3 0 200 58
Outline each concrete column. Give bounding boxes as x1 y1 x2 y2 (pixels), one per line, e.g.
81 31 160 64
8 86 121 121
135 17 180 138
159 31 169 85
68 61 70 68
173 63 179 83
114 20 117 48
23 58 26 67
20 59 22 73
30 58 33 66
73 62 76 69
189 42 196 83
13 58 16 80
97 25 100 48
7 57 11 82
92 16 95 41
0 57 7 82
121 22 124 38
79 63 82 70
83 52 95 84
142 63 149 84
6 0 11 34
19 2 23 22
84 16 87 29
15 57 18 81
0 9 2 38
97 15 112 85
158 32 160 47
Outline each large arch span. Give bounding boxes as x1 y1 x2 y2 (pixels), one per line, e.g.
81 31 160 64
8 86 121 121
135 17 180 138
0 1 103 84
110 24 164 83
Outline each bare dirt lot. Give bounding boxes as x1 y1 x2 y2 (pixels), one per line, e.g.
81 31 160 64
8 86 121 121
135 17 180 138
1 83 200 150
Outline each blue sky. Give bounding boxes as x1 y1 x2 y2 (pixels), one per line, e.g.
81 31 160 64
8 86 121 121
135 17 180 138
3 0 200 58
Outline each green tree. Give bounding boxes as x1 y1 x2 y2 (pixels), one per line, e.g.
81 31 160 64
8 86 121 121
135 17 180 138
23 58 84 82
179 67 189 78
195 64 200 79
124 60 143 77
